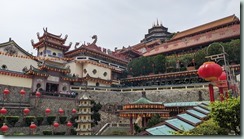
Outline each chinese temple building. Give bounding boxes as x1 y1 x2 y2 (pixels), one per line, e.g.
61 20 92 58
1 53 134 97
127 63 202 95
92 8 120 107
76 94 93 135
141 20 172 43
119 92 205 135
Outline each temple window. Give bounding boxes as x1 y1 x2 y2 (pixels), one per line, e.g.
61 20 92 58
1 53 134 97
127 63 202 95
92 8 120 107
83 69 87 74
39 52 43 56
36 83 41 89
62 86 67 91
103 72 107 77
52 52 56 56
58 53 63 57
83 125 86 129
92 69 97 74
1 65 7 70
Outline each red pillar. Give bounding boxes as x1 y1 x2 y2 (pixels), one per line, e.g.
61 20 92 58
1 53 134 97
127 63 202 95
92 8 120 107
130 116 133 135
219 87 224 101
209 84 215 102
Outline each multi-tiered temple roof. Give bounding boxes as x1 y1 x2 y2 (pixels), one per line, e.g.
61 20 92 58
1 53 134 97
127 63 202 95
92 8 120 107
31 28 71 52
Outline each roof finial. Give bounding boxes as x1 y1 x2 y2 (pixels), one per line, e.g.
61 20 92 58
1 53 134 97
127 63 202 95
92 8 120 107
156 18 159 26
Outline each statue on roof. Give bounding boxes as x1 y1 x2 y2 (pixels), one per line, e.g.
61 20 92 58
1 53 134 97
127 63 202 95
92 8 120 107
91 35 97 45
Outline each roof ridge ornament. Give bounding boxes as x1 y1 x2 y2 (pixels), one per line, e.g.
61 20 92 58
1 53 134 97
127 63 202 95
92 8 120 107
91 35 97 45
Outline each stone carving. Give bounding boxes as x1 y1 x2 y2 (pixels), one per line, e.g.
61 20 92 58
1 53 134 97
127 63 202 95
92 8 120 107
91 35 97 45
4 46 18 56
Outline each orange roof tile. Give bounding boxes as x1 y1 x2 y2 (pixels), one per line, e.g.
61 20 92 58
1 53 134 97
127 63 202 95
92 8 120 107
171 15 239 40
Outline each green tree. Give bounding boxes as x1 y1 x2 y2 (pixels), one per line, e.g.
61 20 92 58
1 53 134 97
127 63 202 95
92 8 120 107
210 96 240 135
146 114 161 128
174 119 227 135
91 100 102 127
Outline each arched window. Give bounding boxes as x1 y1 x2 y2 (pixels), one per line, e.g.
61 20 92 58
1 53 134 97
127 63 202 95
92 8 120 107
96 82 99 86
53 52 56 56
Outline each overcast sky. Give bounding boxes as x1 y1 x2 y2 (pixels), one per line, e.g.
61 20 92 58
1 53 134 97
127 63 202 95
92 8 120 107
0 0 240 55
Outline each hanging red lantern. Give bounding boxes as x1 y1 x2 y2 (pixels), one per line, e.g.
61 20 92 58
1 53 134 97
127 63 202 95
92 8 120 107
20 89 26 96
218 71 227 81
71 108 77 114
197 61 222 82
0 107 7 115
53 122 59 128
1 123 8 133
3 88 10 95
45 108 51 115
35 91 41 97
23 108 30 115
66 121 72 127
29 122 37 130
58 108 64 115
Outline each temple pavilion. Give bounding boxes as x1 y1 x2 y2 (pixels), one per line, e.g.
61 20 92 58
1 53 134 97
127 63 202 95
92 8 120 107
119 91 205 135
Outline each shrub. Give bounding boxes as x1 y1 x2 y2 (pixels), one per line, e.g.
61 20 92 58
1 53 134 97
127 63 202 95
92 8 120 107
53 132 66 135
47 116 56 125
13 132 25 135
59 116 67 124
6 116 20 127
36 116 44 126
25 116 36 126
43 130 52 135
70 129 77 135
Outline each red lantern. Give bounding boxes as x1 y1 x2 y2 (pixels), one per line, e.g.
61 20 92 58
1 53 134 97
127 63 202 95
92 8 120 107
45 108 51 115
3 88 10 95
218 71 227 81
29 122 37 130
58 108 64 115
20 89 26 96
71 108 76 114
66 121 72 127
35 91 41 97
1 123 8 133
0 107 7 115
197 62 222 81
23 108 30 115
53 122 59 128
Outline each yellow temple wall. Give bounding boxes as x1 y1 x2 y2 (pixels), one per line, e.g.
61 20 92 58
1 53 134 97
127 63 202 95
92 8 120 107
67 62 83 77
83 63 111 80
0 74 32 88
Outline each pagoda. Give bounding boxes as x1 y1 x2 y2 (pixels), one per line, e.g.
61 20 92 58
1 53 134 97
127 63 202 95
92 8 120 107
27 28 78 95
141 20 172 43
76 94 93 135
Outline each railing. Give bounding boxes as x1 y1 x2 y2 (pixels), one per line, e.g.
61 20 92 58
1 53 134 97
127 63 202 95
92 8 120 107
95 123 130 135
70 82 210 92
75 119 93 123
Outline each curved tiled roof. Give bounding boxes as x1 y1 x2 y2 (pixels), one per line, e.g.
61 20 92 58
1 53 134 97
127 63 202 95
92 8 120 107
171 14 239 40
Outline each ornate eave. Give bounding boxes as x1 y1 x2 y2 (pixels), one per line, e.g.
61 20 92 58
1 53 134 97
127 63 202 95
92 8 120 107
0 69 32 78
38 63 71 73
25 65 48 77
65 47 128 65
84 74 112 85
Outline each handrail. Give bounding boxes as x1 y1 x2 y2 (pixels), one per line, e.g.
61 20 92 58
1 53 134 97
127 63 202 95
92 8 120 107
70 82 210 92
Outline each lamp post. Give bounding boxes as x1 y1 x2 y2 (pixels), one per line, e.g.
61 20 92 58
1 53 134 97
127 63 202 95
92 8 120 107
66 121 73 135
19 89 26 109
29 122 37 135
197 61 222 102
35 91 41 108
1 123 9 135
2 88 10 107
205 43 238 97
53 121 59 135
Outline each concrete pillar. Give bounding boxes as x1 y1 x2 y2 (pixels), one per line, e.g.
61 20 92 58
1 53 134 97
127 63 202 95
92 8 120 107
130 116 133 135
